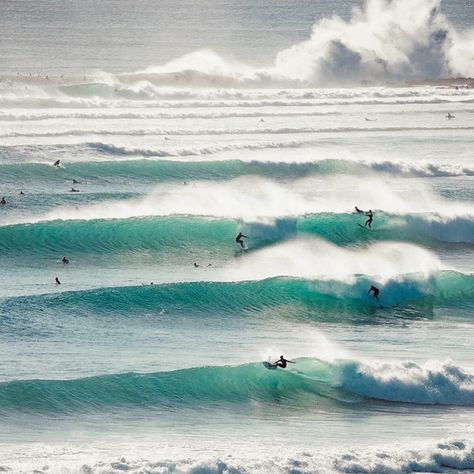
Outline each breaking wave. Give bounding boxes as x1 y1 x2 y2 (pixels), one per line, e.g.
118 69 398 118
1 358 474 415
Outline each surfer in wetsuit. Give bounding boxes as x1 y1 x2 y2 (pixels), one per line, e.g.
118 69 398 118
368 285 380 302
53 159 60 167
364 210 373 228
446 112 455 119
235 232 248 249
355 206 363 214
55 276 61 285
62 256 69 265
274 355 295 368
0 197 6 205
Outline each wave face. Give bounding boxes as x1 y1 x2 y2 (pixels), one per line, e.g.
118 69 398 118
1 358 473 415
1 0 474 469
3 271 472 319
1 213 473 260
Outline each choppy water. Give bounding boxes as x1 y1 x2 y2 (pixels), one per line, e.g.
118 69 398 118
1 0 474 472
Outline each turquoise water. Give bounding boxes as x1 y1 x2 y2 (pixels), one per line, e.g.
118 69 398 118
1 0 474 472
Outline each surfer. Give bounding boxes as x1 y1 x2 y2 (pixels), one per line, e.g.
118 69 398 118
70 188 79 192
20 191 24 195
193 262 199 268
53 159 60 167
364 209 373 228
62 256 69 265
0 197 6 205
55 277 61 285
446 112 455 119
367 285 380 302
355 206 364 214
235 232 248 249
72 178 80 184
274 355 295 369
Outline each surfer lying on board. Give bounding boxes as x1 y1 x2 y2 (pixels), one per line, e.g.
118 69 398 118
367 285 380 302
274 355 295 368
355 206 364 214
235 232 248 249
364 210 373 228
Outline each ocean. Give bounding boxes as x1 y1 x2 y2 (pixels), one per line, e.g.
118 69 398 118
1 0 474 472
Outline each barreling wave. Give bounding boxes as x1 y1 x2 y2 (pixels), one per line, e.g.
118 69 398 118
2 272 473 320
1 358 473 415
2 211 474 256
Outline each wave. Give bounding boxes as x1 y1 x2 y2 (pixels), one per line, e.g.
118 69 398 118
2 156 474 184
1 213 473 262
2 270 473 320
3 125 474 139
4 441 474 474
3 174 473 234
2 439 473 473
1 358 473 415
0 109 343 122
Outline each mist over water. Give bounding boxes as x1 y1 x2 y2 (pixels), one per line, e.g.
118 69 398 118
1 0 474 472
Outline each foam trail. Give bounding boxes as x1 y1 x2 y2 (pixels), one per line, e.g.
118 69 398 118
221 238 442 283
4 175 472 226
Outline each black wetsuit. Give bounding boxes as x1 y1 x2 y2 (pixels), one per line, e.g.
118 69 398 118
235 232 248 249
364 211 373 228
368 285 380 301
274 357 293 368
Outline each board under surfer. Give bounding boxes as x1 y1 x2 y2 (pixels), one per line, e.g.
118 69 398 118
367 285 380 302
235 232 248 249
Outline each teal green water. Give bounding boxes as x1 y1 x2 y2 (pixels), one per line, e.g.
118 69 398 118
1 0 474 470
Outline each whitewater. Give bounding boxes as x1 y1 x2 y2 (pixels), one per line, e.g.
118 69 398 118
1 0 474 472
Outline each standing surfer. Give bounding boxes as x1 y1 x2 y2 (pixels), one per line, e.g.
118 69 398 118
235 232 248 249
364 210 373 228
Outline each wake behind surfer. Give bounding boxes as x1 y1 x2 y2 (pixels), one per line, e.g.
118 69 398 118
368 285 380 302
364 209 373 228
235 232 248 249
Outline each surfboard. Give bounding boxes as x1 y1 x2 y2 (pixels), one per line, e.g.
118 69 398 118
263 361 277 370
357 223 370 230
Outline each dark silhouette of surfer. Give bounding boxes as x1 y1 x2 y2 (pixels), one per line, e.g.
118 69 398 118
273 355 295 368
53 159 61 167
55 277 61 285
355 206 364 214
235 232 248 249
62 256 69 265
446 112 455 119
0 197 6 205
364 210 373 228
368 285 380 302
